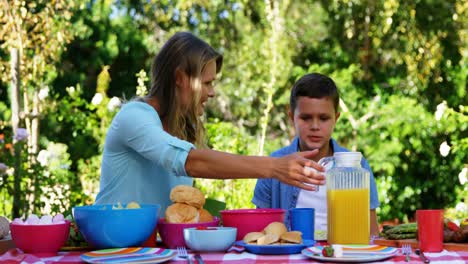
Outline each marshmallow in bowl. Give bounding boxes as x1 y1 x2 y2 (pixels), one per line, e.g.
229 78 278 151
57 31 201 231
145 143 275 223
26 214 40 224
12 218 25 224
52 213 65 223
13 213 66 225
39 215 53 224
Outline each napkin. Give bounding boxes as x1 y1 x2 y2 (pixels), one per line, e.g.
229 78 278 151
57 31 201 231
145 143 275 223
227 243 245 253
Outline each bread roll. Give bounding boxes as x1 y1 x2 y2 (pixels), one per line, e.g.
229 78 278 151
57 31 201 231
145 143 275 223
243 231 264 243
165 203 199 223
198 208 214 223
263 222 287 236
280 231 303 244
257 234 279 245
170 185 205 209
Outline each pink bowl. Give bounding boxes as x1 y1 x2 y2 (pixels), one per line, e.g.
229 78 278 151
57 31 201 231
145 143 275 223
157 217 219 248
220 209 285 240
10 220 71 256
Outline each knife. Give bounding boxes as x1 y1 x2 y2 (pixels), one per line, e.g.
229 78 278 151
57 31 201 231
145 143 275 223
194 254 205 264
415 248 430 263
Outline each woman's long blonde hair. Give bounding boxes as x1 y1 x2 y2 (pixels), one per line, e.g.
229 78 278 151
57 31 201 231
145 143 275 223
147 32 223 147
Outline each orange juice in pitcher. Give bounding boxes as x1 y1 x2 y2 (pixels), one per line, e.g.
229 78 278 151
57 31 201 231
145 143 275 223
326 152 370 244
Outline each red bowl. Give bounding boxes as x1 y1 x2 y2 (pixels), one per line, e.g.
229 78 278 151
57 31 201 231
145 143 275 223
157 217 219 248
10 220 71 256
220 208 285 240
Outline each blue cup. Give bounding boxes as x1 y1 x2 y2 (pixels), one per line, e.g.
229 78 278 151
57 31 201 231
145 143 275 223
289 208 315 240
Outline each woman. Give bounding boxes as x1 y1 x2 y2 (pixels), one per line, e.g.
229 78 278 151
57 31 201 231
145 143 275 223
95 32 325 212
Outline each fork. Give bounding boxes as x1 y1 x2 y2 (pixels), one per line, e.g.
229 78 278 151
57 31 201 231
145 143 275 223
401 243 412 262
177 246 193 264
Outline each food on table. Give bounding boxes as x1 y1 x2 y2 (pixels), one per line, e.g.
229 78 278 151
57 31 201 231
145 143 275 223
380 223 417 240
199 208 214 222
170 185 206 209
166 203 200 223
460 219 468 229
382 219 468 243
242 222 303 245
452 230 466 243
12 213 66 225
111 201 141 210
444 229 455 242
447 220 460 231
264 221 288 236
112 202 124 209
280 231 303 244
332 245 343 257
165 185 214 223
195 226 217 230
443 219 468 243
279 232 305 244
0 216 9 239
322 245 334 257
126 201 141 209
243 231 265 243
257 233 280 245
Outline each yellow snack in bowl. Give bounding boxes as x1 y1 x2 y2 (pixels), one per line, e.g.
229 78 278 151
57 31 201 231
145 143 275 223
112 202 124 210
111 202 141 210
126 202 141 209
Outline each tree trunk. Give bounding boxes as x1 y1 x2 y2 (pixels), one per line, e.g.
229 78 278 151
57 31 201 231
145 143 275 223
10 48 22 219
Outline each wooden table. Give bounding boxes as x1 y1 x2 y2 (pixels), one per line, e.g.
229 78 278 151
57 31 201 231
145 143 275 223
0 235 15 254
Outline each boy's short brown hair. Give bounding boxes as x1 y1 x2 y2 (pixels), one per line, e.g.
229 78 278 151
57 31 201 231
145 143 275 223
290 73 340 112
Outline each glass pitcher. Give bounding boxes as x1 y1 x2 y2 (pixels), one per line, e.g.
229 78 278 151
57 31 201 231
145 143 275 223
326 152 370 244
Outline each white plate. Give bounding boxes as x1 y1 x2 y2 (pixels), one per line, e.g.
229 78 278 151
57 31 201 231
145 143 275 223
81 247 176 264
302 245 398 263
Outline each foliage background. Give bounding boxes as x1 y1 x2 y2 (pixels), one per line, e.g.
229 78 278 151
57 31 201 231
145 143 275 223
0 0 466 223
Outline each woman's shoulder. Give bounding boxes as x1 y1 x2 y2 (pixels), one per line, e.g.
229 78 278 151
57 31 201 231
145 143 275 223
121 100 152 111
114 101 162 126
118 101 157 116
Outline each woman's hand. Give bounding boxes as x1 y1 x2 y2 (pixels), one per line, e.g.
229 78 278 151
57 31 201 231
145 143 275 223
186 148 325 189
271 149 326 191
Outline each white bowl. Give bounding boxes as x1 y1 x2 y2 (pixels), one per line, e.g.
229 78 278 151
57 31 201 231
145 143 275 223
183 227 237 252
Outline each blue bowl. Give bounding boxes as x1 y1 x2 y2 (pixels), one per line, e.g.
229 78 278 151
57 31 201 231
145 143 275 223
184 227 237 252
73 204 160 249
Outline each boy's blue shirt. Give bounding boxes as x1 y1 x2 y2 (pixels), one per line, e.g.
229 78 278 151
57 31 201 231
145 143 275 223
252 137 380 226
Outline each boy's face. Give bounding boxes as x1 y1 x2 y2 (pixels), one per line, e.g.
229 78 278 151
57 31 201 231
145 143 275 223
289 96 340 152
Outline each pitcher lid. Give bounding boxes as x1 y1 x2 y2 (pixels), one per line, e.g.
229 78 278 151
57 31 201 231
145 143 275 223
334 152 362 166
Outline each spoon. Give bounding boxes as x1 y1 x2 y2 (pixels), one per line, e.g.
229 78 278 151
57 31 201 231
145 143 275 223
415 248 430 263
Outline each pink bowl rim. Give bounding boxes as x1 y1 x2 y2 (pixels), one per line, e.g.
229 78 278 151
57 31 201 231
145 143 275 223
158 216 220 225
220 208 285 214
10 219 71 227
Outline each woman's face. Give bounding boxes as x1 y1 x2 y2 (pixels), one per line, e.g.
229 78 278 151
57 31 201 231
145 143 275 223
198 59 217 115
177 59 217 116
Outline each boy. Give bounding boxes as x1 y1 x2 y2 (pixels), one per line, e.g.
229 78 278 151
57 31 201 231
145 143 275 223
252 73 380 238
